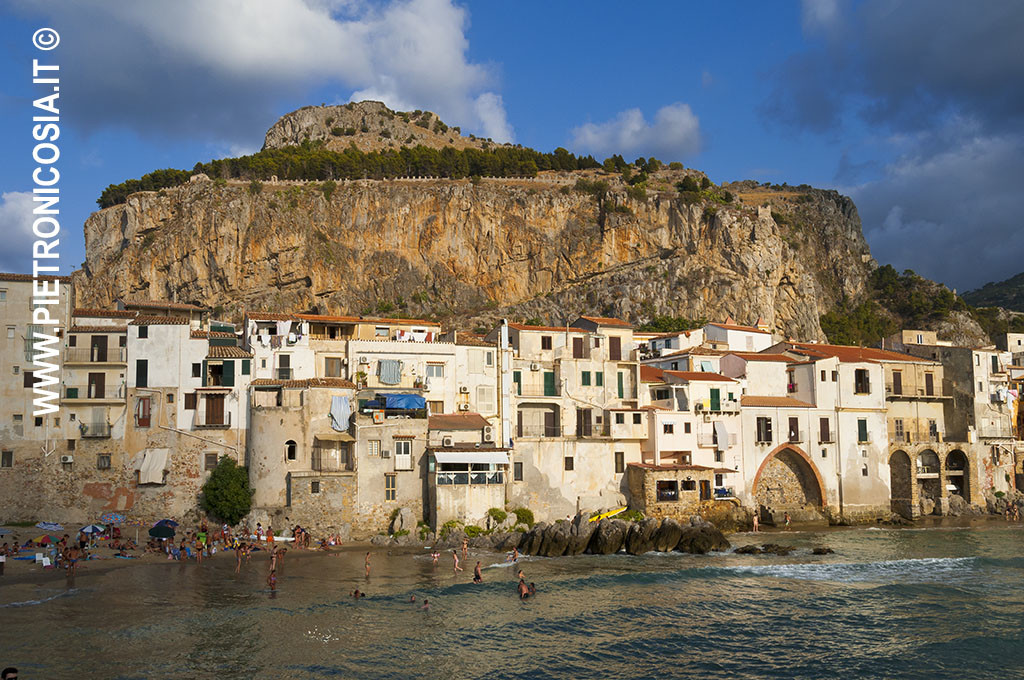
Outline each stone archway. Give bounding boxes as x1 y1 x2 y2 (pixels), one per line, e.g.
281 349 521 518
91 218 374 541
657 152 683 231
916 449 941 515
945 449 969 502
889 450 913 519
753 445 826 511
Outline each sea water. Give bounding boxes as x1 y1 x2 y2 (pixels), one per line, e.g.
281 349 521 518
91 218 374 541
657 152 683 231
2 523 1024 679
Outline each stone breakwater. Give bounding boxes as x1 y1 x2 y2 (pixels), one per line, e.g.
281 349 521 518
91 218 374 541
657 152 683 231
370 514 731 557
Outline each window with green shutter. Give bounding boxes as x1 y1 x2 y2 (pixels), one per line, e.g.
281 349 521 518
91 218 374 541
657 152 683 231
857 419 868 443
617 371 624 399
596 371 604 387
513 370 521 395
241 359 250 375
222 360 235 387
581 371 591 386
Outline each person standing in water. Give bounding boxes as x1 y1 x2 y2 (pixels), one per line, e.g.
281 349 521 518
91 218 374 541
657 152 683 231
452 550 463 573
431 550 440 566
267 569 277 591
473 561 483 583
784 511 791 529
752 513 759 532
365 551 371 578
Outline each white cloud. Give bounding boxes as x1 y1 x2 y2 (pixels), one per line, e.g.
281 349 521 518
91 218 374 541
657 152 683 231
473 93 514 143
17 0 512 144
569 103 702 161
0 191 37 273
801 0 842 35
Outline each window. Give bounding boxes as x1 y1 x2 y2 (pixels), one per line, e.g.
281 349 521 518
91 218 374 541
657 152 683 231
97 454 111 470
654 388 670 400
614 451 625 473
394 439 412 470
821 448 827 458
428 400 444 414
663 423 674 434
978 381 983 393
261 359 267 369
893 418 904 442
136 359 148 388
656 480 678 501
311 480 321 494
541 335 552 350
167 393 174 403
0 289 5 300
861 449 868 458
67 439 75 451
819 417 831 442
831 371 838 382
12 365 19 375
891 370 903 395
925 372 934 396
615 413 625 424
756 417 773 443
854 368 870 394
24 370 36 388
609 336 621 361
857 419 868 443
564 456 574 471
184 392 197 410
820 370 826 381
138 326 148 339
485 351 494 367
975 354 980 366
715 451 724 462
426 363 445 378
1 450 12 467
514 461 523 481
6 326 14 339
205 453 218 471
684 422 691 434
285 440 297 461
368 440 381 457
596 371 604 387
861 465 868 477
594 337 601 348
119 335 127 347
476 386 495 413
375 326 389 338
633 413 642 425
681 479 697 491
54 417 59 427
34 416 43 427
671 362 679 370
325 357 343 377
384 474 396 501
581 371 591 386
136 396 151 427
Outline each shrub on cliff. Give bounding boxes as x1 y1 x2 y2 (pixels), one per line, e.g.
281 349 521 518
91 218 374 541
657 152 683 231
512 507 535 528
200 457 253 526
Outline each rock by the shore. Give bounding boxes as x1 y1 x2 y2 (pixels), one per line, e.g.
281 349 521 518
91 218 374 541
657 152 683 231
652 518 685 552
675 525 730 554
518 522 547 555
389 507 416 535
588 519 628 554
811 547 834 555
537 521 572 557
734 544 762 555
625 517 660 555
566 514 598 555
758 543 795 556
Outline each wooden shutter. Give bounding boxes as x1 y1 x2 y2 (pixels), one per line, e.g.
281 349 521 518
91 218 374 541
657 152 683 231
572 337 583 358
609 336 621 361
222 360 235 387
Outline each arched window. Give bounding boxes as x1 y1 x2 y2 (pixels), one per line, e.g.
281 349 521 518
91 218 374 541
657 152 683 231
285 440 297 461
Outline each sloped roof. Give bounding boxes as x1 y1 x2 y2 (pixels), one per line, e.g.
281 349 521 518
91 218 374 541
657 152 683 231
70 325 127 333
0 272 71 283
250 378 355 389
247 312 297 321
725 352 793 362
707 322 768 333
130 315 189 325
640 365 666 383
296 313 362 323
73 308 136 319
191 330 237 339
206 345 252 358
428 413 490 430
740 395 815 408
787 342 934 364
628 463 718 472
362 316 441 326
577 315 632 328
663 370 737 383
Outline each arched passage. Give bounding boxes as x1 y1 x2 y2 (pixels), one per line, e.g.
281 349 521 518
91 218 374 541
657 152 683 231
916 449 941 515
945 449 969 501
888 450 913 518
753 445 825 511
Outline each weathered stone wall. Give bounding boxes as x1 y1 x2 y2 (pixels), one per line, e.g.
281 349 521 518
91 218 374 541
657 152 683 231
755 451 822 509
627 466 714 521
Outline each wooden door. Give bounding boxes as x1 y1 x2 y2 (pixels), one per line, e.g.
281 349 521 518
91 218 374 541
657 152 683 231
699 480 712 500
88 372 105 399
925 372 934 396
892 371 902 395
205 394 224 425
91 335 108 362
609 336 621 361
572 337 584 359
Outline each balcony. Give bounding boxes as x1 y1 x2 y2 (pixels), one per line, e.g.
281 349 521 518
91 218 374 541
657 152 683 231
63 384 126 401
81 422 111 438
698 432 738 448
311 446 354 472
517 424 562 438
194 410 232 429
276 367 293 380
436 470 505 485
889 429 943 444
788 430 805 444
977 426 1014 440
515 383 561 398
819 430 837 443
694 399 740 414
885 383 944 399
65 347 127 364
714 486 736 499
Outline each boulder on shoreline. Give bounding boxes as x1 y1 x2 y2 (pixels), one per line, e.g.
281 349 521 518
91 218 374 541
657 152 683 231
625 518 660 555
652 518 685 552
566 514 598 555
588 519 628 555
537 521 572 557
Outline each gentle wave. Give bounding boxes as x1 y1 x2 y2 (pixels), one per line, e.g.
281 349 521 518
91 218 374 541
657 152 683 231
713 556 977 583
0 588 79 608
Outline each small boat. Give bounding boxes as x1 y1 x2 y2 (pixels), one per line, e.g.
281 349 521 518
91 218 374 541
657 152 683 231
588 507 627 523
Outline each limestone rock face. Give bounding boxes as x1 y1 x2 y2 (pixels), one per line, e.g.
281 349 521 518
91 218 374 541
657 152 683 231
588 519 628 555
76 175 873 340
566 514 599 555
624 517 661 555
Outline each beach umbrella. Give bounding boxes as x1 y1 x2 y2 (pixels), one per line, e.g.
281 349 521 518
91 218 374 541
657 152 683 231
154 519 179 528
100 512 126 525
123 517 148 543
149 525 175 539
79 524 106 534
36 521 63 531
33 534 59 545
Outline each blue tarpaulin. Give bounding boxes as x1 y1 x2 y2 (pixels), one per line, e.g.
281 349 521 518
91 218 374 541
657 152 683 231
370 393 426 410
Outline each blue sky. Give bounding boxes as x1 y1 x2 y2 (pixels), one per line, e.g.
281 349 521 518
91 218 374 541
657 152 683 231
1 0 1021 292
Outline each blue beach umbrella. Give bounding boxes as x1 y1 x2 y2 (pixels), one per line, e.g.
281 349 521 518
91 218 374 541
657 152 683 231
36 522 63 532
100 512 126 525
155 519 179 528
79 524 106 534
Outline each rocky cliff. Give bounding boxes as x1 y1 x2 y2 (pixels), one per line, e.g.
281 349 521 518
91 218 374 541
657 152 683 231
75 168 873 340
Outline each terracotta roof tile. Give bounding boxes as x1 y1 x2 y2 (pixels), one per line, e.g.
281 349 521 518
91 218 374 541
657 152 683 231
70 325 127 333
725 352 793 362
627 463 717 471
787 342 934 364
663 370 736 383
206 345 252 358
640 365 666 383
247 312 297 321
250 377 356 389
577 315 632 328
428 413 490 430
191 330 237 339
73 308 136 319
360 316 440 326
130 315 189 325
707 321 768 333
508 322 587 333
0 272 71 283
295 313 362 323
740 395 815 408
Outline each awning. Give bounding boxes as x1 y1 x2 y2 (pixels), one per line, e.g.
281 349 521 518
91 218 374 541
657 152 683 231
714 421 729 452
314 432 355 442
133 448 170 484
433 451 510 465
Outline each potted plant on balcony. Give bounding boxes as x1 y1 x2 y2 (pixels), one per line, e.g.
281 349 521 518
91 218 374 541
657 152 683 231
355 370 367 389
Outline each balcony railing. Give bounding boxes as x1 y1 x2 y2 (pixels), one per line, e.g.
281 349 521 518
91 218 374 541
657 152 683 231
194 410 232 429
885 383 940 398
276 367 293 380
694 399 740 413
65 347 127 363
436 470 504 485
977 426 1014 439
516 385 561 398
81 422 111 438
517 425 562 438
819 430 836 443
788 430 806 443
311 447 353 472
889 429 943 444
698 432 738 448
63 384 126 400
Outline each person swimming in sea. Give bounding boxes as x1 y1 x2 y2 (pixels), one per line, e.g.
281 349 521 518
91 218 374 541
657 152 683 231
517 579 530 600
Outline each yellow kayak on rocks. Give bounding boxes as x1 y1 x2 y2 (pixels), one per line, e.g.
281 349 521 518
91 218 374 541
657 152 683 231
588 507 627 522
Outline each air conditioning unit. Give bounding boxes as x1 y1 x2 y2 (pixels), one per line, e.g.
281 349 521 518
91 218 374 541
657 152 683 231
442 436 454 447
695 402 704 412
483 425 493 437
60 455 74 464
382 449 390 458
458 403 471 411
459 386 470 394
483 431 494 443
358 356 369 364
530 362 541 371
